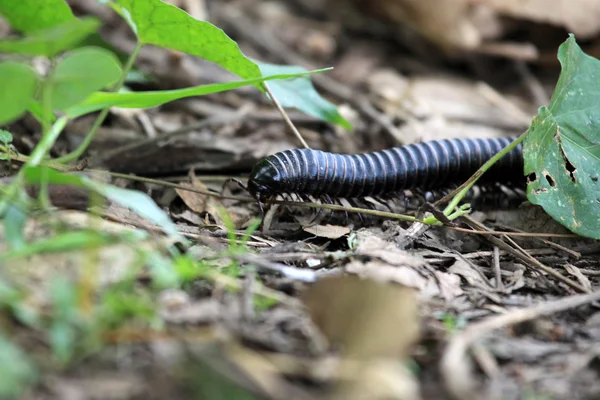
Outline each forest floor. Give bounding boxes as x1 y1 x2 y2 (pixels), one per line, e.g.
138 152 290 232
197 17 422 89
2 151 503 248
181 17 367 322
5 0 600 399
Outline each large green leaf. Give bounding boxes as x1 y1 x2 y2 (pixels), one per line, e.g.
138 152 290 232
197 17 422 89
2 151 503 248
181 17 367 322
0 17 100 57
0 0 73 33
258 62 351 129
524 35 600 239
50 47 122 111
0 62 38 124
110 0 349 128
113 0 261 81
22 166 181 240
65 69 329 118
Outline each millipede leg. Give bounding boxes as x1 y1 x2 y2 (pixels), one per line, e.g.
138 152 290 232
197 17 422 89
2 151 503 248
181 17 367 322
221 178 247 195
347 198 365 223
374 196 394 213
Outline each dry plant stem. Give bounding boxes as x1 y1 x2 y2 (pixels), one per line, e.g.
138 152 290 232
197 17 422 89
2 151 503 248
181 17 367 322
476 81 531 126
448 225 578 238
492 246 502 290
494 223 581 258
441 289 600 400
54 42 143 164
504 233 587 291
515 61 549 105
264 83 310 149
461 215 588 293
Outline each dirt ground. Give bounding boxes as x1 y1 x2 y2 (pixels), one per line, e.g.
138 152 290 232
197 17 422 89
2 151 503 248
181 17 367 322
6 0 600 399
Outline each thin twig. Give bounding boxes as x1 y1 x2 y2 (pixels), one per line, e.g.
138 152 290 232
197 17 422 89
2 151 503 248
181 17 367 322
264 83 310 149
493 223 581 258
441 289 600 400
461 215 588 293
447 225 578 238
492 246 503 290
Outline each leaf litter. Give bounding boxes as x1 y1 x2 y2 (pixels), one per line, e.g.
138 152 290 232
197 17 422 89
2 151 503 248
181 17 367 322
5 0 600 399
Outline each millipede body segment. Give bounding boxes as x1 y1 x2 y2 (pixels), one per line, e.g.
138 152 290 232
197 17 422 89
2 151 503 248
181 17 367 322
247 137 524 202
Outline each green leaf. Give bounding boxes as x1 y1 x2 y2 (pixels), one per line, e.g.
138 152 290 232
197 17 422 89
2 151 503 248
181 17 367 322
257 61 352 129
0 0 73 33
0 17 100 57
0 62 38 124
22 166 182 240
0 130 12 144
113 0 261 81
97 184 181 239
26 101 53 125
50 47 122 111
0 230 123 263
65 68 329 118
49 278 78 364
0 332 37 398
524 34 600 239
3 202 28 250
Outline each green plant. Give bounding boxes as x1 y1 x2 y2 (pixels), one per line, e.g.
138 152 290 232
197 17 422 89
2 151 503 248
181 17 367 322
425 35 600 240
0 1 350 395
0 0 350 246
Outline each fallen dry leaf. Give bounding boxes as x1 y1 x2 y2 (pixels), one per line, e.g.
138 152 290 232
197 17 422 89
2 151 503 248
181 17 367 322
480 0 600 38
175 171 234 226
346 260 428 288
332 358 421 400
333 0 482 50
303 224 352 239
302 275 420 359
448 259 492 290
356 235 426 267
564 263 592 292
302 276 421 399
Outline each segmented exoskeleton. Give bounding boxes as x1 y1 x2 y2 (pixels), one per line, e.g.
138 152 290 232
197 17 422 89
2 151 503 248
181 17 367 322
247 137 524 212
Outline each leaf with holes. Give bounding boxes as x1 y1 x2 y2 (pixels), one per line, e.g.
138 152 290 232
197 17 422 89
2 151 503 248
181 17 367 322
524 34 600 239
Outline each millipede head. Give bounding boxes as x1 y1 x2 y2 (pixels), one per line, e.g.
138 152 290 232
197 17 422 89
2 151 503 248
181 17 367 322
247 157 288 218
247 157 284 196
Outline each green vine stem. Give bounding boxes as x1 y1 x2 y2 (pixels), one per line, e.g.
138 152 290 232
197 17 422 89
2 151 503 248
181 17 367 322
422 132 528 225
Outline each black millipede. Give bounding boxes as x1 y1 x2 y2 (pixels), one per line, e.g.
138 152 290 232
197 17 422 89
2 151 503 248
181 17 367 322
245 137 524 214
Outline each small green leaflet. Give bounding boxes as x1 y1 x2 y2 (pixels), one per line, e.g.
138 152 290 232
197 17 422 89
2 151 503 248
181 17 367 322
0 333 37 398
0 17 100 57
0 62 38 124
524 34 600 239
0 0 73 33
258 62 352 129
50 46 122 111
0 130 13 144
22 166 182 241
